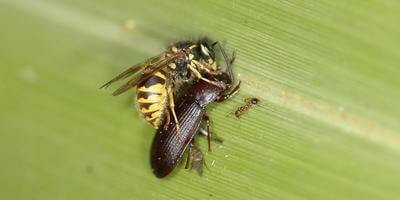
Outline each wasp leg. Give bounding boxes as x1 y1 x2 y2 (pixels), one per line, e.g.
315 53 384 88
167 85 180 132
192 59 212 73
218 80 241 102
188 62 225 89
163 109 171 130
185 139 195 169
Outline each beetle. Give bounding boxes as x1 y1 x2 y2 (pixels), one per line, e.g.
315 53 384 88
100 39 224 131
150 46 240 178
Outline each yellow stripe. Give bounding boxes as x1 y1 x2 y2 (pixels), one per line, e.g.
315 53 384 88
137 96 162 103
138 83 165 94
145 110 162 121
154 72 166 79
141 103 161 113
151 121 160 128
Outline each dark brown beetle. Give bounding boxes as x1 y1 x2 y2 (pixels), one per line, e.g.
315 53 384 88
150 45 240 178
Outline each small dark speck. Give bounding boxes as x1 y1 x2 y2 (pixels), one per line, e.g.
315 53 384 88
85 165 94 174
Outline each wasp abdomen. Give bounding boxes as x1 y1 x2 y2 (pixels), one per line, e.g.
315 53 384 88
136 71 168 128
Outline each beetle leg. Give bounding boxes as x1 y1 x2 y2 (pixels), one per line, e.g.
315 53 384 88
198 115 224 151
167 84 180 132
202 115 212 152
218 80 241 102
199 128 224 143
185 139 195 169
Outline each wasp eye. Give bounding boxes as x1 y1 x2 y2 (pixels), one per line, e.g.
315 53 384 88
200 44 210 57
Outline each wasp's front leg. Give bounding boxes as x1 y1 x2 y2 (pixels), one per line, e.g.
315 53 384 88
167 84 180 133
188 61 226 89
218 80 241 102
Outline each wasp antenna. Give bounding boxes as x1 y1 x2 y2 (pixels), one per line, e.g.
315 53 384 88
230 51 237 65
211 41 219 48
216 43 230 69
216 43 229 67
217 43 235 83
227 51 237 83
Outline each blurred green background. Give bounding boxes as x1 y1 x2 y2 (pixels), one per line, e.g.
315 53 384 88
1 0 400 199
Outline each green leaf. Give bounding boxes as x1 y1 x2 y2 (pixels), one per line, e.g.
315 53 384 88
1 0 400 199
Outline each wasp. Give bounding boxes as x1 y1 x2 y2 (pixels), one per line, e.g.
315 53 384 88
100 39 225 130
150 46 240 178
233 97 260 118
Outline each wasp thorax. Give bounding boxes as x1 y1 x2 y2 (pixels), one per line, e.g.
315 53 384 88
171 46 178 53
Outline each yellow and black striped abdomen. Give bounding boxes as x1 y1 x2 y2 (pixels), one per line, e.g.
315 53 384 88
136 71 168 128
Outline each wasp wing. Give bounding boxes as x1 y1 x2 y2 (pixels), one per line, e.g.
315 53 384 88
99 54 163 89
110 52 185 96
